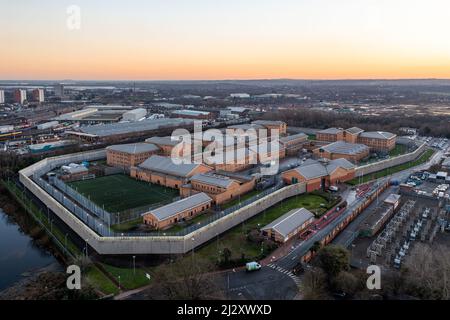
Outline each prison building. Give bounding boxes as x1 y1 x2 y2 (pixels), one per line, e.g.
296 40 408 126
282 158 356 192
313 141 370 163
145 136 188 157
261 208 315 243
106 143 160 169
143 192 212 230
316 128 344 143
249 141 286 164
343 127 364 143
206 148 256 172
130 155 212 189
252 120 287 135
356 131 396 152
226 123 265 141
180 172 256 205
279 133 308 156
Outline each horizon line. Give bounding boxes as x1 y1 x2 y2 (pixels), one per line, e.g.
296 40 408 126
1 77 450 83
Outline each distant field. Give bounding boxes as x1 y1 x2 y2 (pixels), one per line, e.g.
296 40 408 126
69 174 178 213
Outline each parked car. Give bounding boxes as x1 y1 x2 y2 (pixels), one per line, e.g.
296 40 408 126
245 261 261 272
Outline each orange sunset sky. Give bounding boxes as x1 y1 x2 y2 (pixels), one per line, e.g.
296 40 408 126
1 0 450 80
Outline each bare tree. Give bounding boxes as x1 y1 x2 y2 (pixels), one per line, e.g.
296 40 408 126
404 243 450 299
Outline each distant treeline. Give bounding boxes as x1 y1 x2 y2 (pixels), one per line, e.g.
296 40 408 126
260 108 450 138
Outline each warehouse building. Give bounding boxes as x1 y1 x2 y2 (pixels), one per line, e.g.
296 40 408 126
261 208 315 243
313 141 370 163
143 192 212 230
66 118 194 142
180 172 256 205
170 109 212 119
130 155 212 189
122 108 147 122
282 158 355 192
106 142 160 169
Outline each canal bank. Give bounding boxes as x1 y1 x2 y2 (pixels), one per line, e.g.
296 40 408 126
0 190 62 292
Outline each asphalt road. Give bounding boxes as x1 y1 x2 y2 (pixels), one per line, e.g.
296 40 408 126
220 266 299 300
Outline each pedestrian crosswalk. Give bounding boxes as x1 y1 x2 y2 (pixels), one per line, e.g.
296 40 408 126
267 263 302 286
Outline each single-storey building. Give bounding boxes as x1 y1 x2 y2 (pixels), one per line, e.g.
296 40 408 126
130 155 212 189
180 172 256 205
143 192 212 230
282 158 356 192
261 208 315 243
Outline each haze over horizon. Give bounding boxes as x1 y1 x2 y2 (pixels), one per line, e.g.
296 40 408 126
2 0 450 80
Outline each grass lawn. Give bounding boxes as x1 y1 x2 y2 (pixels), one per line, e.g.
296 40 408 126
348 149 435 185
69 174 178 213
389 144 409 157
85 266 120 295
101 263 150 290
221 189 264 210
308 134 316 140
193 193 332 264
110 218 142 232
164 212 210 233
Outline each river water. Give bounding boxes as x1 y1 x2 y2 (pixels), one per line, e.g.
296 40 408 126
0 208 58 291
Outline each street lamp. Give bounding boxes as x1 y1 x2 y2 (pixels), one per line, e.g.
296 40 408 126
132 256 136 276
85 238 89 259
191 237 195 260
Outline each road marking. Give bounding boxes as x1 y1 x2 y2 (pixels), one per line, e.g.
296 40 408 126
267 264 302 286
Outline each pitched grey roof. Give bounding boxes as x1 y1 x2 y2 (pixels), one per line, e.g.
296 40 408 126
294 162 328 179
145 136 183 146
328 158 356 170
148 193 212 221
106 143 159 154
293 158 355 179
261 208 314 239
138 155 207 177
345 127 364 134
359 131 396 140
280 133 307 144
320 141 369 155
252 120 286 126
73 118 194 137
227 123 264 131
317 127 343 135
190 173 235 188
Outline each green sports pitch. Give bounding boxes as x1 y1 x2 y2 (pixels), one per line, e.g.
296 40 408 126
68 174 179 213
